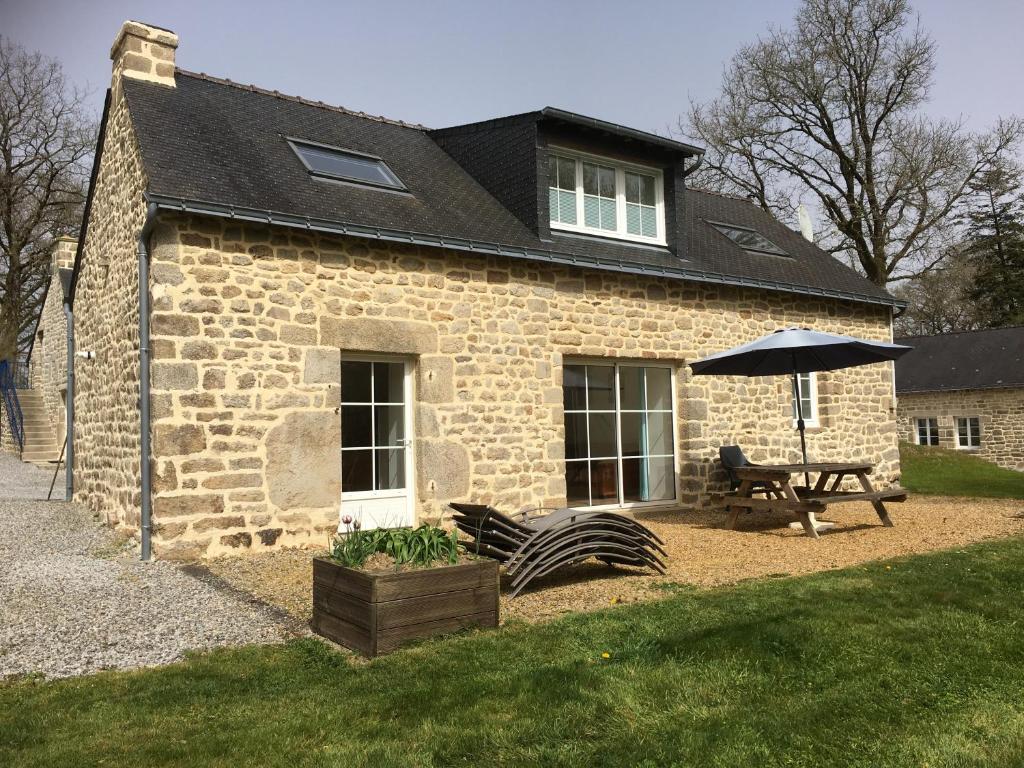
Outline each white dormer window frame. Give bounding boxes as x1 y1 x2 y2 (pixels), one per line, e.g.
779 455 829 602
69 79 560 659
547 147 667 246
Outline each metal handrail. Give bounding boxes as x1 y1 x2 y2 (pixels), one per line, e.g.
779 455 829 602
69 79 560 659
0 360 25 452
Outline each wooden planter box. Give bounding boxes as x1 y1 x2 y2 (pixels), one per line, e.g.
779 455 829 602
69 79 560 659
312 557 499 656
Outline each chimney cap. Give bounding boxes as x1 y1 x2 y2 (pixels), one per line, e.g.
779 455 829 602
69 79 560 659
110 20 178 61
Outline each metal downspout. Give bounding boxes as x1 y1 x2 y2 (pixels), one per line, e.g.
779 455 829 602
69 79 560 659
138 203 159 561
64 302 74 501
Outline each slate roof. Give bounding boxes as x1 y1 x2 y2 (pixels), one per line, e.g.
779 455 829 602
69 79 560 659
894 327 1024 393
121 71 898 307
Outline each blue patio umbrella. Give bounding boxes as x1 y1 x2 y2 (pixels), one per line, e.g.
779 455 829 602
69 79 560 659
690 328 912 482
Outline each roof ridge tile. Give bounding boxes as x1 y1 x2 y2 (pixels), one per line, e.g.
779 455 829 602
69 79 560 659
175 68 428 130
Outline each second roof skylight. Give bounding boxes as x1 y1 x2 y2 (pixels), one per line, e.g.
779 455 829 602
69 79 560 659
289 138 405 190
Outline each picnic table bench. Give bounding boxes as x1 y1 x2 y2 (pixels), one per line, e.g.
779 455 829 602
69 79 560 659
712 461 908 539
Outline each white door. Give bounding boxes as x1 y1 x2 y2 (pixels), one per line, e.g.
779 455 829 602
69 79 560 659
339 358 414 531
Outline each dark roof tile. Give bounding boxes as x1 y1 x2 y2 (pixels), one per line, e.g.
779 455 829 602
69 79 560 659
894 327 1024 392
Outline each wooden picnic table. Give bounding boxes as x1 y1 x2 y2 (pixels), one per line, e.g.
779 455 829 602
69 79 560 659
716 461 908 539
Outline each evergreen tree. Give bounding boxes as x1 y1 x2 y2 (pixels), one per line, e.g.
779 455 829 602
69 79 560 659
960 160 1024 327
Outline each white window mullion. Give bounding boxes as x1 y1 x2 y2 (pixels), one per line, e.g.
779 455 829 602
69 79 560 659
574 159 585 230
614 364 624 506
615 168 627 239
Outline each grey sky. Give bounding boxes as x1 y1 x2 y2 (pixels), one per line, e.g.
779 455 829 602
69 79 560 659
4 0 1022 138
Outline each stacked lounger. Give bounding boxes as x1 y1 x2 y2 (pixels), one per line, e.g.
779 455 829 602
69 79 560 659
449 503 667 597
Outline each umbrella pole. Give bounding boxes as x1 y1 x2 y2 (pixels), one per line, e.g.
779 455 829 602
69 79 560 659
791 360 810 487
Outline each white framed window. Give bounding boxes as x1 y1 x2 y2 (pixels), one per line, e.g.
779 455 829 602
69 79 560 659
791 372 819 428
916 417 939 446
563 362 677 509
956 416 981 449
548 148 666 245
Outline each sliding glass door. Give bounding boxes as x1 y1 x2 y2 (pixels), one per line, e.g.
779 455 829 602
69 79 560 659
563 362 676 508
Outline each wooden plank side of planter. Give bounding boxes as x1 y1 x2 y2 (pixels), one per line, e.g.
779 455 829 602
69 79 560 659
373 560 497 602
313 583 374 630
376 585 496 630
375 610 499 655
311 608 373 656
313 558 374 601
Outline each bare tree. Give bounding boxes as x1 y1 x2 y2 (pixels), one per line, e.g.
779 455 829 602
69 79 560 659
684 0 1021 286
0 37 94 361
891 247 980 335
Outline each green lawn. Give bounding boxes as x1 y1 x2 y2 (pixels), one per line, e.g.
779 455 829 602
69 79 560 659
900 441 1024 498
5 538 1024 767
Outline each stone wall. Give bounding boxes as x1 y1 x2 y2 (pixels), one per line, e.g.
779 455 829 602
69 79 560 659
897 388 1024 471
71 84 150 530
142 215 899 558
28 238 77 446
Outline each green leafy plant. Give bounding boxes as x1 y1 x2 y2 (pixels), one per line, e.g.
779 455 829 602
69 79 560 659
329 518 461 569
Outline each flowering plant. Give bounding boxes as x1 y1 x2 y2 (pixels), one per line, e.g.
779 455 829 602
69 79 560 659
329 514 461 569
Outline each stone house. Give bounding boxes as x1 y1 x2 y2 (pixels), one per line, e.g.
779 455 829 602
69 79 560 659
896 327 1024 471
0 238 74 470
58 20 904 559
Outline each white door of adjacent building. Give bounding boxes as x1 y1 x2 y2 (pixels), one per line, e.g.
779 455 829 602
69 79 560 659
339 357 414 531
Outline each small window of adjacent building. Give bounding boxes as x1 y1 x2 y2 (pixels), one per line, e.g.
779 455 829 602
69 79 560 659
956 416 981 449
791 372 818 427
288 139 405 190
548 149 665 244
711 222 788 257
916 417 939 446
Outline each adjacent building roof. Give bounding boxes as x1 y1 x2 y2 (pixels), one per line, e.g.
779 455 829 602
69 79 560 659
120 70 899 307
895 327 1024 393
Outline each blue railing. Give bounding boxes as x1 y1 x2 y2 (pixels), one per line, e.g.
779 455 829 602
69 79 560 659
0 360 25 452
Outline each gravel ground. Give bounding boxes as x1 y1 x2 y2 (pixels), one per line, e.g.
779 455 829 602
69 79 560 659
0 454 298 680
206 494 1024 626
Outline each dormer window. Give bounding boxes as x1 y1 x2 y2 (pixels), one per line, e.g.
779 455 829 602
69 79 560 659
288 138 406 190
548 149 665 245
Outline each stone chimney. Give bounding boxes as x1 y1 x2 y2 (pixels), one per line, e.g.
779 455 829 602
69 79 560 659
110 21 178 93
51 237 78 273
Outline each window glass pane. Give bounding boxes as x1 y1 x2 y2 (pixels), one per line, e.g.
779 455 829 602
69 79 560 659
293 142 401 188
621 457 645 502
620 412 645 457
641 207 657 238
588 413 617 458
587 366 615 410
341 406 372 447
590 459 619 503
647 411 673 456
557 189 577 224
342 450 373 492
373 362 404 403
640 174 656 205
645 368 672 410
375 449 405 490
626 203 642 236
583 195 600 229
619 367 645 410
341 361 371 403
712 223 787 256
565 413 588 460
374 405 404 446
646 456 675 501
625 173 641 203
563 365 587 410
793 373 814 420
556 157 576 191
565 462 590 506
599 198 617 230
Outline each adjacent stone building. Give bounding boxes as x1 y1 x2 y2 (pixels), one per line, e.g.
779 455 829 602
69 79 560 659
896 327 1024 471
64 21 905 559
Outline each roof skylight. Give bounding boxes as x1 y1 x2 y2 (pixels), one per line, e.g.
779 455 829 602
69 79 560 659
288 139 405 190
711 222 788 257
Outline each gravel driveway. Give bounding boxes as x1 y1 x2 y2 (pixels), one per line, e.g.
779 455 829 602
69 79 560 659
0 454 298 680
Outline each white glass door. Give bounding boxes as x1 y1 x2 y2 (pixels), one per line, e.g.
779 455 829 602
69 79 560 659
339 358 414 530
